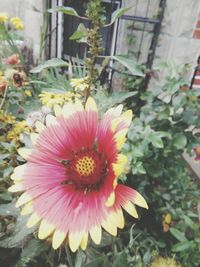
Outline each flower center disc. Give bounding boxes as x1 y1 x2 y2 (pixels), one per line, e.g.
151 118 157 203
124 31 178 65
66 150 106 189
75 156 95 176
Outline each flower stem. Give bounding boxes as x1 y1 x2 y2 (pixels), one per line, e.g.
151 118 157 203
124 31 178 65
0 85 8 110
65 246 74 267
85 0 105 99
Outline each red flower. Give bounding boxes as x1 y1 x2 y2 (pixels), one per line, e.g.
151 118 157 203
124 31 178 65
9 97 148 251
4 54 20 65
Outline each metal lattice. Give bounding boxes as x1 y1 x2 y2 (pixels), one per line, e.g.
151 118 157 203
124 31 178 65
48 0 167 88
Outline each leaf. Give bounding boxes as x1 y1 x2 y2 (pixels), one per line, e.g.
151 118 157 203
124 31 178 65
0 193 12 202
3 166 14 178
69 23 88 43
21 239 48 258
151 135 164 148
171 241 191 252
0 216 36 248
113 55 144 77
0 202 19 217
48 6 79 17
172 134 187 150
183 215 196 230
132 162 146 175
84 247 110 267
114 251 128 267
75 250 85 267
30 58 68 73
14 239 48 267
110 7 130 24
94 90 137 114
169 227 187 242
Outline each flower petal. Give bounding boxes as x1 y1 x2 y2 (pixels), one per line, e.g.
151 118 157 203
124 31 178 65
105 191 115 207
89 225 102 245
52 230 66 249
54 104 63 116
68 231 84 252
35 121 46 133
18 148 33 160
80 232 88 250
38 220 55 239
85 97 97 112
27 212 41 228
20 202 33 215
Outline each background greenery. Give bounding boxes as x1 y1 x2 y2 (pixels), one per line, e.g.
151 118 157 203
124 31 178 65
0 1 200 266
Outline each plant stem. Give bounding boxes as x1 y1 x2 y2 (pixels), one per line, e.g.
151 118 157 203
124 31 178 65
65 246 74 267
85 0 105 99
0 85 8 110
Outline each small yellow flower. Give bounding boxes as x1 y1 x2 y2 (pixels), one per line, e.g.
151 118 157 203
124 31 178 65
39 91 80 108
70 77 89 92
0 110 16 124
7 121 31 141
0 13 9 23
150 257 182 267
10 16 24 30
162 213 172 232
164 213 172 224
25 89 32 97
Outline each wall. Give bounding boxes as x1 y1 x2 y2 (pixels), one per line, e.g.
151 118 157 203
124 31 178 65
116 0 200 71
0 0 44 61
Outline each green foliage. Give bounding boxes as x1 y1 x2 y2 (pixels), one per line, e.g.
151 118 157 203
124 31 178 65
113 55 145 77
110 7 130 25
48 6 80 18
0 2 200 267
30 58 69 74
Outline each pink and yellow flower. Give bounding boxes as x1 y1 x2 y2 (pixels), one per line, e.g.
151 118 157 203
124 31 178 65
9 97 148 252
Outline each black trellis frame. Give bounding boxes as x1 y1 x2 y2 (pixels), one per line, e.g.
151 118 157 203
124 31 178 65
48 0 167 89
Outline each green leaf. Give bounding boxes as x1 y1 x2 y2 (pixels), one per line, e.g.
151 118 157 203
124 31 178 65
132 162 146 174
152 137 164 148
14 239 48 267
112 55 145 77
0 203 19 217
3 166 14 178
94 90 137 114
172 134 187 149
169 227 187 242
183 215 196 230
75 250 85 267
0 193 12 202
114 251 128 267
0 216 36 248
48 6 79 17
110 7 130 24
69 23 88 43
30 58 68 73
150 133 164 148
172 241 192 252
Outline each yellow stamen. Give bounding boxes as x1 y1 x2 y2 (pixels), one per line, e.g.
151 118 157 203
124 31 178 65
76 156 95 176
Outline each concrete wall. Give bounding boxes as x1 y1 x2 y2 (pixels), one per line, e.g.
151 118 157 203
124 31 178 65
155 0 200 67
0 0 44 60
116 0 200 69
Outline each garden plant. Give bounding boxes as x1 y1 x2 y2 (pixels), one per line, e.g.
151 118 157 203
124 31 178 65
0 1 200 267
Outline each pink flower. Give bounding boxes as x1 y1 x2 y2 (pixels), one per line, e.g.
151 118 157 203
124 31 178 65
9 97 148 252
4 54 20 65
